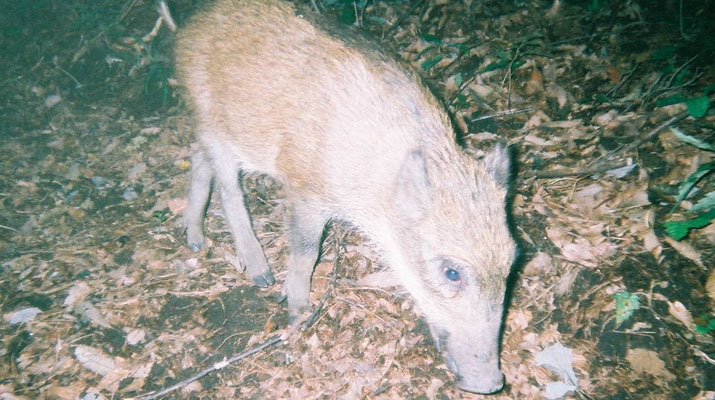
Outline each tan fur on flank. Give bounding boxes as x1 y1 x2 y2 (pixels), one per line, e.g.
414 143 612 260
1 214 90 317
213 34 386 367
175 0 516 394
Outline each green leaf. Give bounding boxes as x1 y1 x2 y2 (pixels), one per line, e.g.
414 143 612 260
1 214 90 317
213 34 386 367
495 50 510 60
594 94 610 103
367 16 387 25
670 127 715 151
455 93 468 108
691 192 715 213
656 94 686 107
674 68 692 86
152 209 170 222
685 96 710 118
338 4 355 25
454 73 463 88
614 291 640 325
481 60 508 73
673 161 715 209
422 34 441 43
708 319 715 330
664 220 690 240
665 208 715 240
695 324 709 334
652 45 678 60
421 55 443 71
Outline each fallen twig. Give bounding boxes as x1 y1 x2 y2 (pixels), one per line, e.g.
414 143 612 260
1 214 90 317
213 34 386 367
618 109 689 154
305 228 345 329
130 230 347 399
532 162 631 179
128 335 282 400
471 107 534 122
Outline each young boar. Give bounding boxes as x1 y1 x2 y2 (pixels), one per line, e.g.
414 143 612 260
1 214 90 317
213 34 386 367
175 0 516 394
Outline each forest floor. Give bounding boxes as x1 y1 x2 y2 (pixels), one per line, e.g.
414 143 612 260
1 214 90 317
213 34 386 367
1 0 714 399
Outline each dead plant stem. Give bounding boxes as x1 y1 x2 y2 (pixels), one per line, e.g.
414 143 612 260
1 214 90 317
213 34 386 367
128 335 283 400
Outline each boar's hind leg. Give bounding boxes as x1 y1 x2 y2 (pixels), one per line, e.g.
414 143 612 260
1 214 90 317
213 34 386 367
210 149 275 287
185 150 212 252
284 203 325 322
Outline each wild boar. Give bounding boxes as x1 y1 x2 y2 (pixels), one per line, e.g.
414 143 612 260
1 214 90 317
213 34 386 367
175 0 516 394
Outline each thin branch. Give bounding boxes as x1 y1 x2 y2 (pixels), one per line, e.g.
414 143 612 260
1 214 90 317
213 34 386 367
470 107 533 122
305 229 345 329
532 162 632 179
128 335 283 400
130 230 348 399
0 224 19 232
619 109 689 154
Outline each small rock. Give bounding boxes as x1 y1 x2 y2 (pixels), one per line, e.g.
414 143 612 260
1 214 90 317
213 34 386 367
91 176 112 190
45 94 61 108
123 186 138 201
4 307 42 324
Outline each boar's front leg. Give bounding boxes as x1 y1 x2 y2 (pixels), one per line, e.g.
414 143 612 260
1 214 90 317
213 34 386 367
284 202 325 322
207 146 275 287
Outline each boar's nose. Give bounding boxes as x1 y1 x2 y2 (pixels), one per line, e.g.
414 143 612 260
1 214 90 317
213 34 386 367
456 370 504 394
446 353 504 394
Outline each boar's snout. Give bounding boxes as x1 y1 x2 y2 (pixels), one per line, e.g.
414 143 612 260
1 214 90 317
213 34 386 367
445 350 504 394
455 369 504 394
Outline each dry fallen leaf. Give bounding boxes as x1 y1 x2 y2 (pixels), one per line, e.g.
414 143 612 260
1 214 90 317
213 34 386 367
74 345 117 376
126 328 146 345
75 301 112 329
641 229 662 259
4 307 42 325
626 348 675 381
44 381 85 400
354 270 400 288
425 377 445 400
63 282 90 310
707 269 715 302
664 236 704 268
168 197 188 216
667 301 694 330
606 65 622 83
523 252 553 275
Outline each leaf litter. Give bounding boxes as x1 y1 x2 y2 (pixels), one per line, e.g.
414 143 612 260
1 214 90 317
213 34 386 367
1 0 713 399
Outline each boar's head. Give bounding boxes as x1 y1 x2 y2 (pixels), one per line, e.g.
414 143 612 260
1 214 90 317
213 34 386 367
388 144 516 394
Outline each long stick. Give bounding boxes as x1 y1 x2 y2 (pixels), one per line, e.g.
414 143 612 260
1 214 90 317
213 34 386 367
128 335 283 400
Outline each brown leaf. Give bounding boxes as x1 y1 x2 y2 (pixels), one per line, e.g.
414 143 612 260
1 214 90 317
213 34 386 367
707 269 715 302
606 65 622 83
626 348 675 381
667 301 694 330
74 345 116 376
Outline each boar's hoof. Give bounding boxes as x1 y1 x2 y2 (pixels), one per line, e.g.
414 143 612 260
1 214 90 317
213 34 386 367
251 270 276 287
456 371 504 394
273 292 287 304
288 307 311 325
188 242 204 252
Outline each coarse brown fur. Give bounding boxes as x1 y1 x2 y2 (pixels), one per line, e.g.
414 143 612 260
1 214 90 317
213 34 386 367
175 0 516 394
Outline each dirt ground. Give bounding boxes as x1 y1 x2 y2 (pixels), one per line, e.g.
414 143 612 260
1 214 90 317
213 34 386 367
1 0 714 399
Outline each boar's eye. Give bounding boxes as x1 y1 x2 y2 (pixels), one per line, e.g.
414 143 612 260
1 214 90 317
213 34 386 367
444 268 460 281
438 260 465 288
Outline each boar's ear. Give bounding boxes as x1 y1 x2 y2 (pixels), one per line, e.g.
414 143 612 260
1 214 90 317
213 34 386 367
393 150 433 221
482 144 511 188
